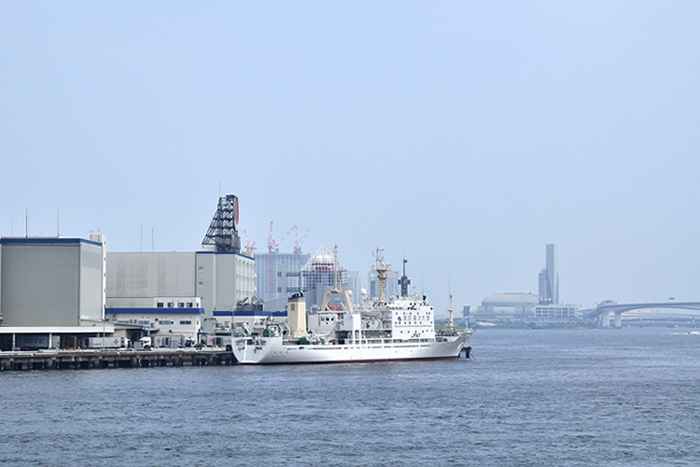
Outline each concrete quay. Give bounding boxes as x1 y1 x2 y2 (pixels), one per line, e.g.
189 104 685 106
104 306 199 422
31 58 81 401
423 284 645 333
0 348 235 371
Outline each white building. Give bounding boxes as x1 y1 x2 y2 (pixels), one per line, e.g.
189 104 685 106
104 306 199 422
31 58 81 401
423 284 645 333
106 299 204 346
535 304 579 321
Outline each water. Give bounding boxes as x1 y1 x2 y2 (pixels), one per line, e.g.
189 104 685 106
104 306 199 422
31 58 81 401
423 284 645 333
1 328 699 466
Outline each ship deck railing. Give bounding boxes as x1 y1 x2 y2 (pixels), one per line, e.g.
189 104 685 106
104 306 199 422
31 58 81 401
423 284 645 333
276 337 444 347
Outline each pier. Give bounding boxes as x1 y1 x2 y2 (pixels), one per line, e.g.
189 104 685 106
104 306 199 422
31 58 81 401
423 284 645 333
0 348 235 371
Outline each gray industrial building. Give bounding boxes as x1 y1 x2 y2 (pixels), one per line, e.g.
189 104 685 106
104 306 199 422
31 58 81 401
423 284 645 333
105 248 256 339
0 234 112 350
106 194 257 342
0 235 107 327
0 194 259 350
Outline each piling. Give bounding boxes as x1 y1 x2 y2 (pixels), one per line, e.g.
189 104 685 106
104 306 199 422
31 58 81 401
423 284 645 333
0 349 235 372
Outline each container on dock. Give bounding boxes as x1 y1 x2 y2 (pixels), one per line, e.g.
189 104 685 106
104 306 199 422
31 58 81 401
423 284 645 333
86 337 131 349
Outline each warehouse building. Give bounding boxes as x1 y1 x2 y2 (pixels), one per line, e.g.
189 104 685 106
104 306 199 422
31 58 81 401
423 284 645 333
105 194 257 345
0 233 111 350
105 249 255 344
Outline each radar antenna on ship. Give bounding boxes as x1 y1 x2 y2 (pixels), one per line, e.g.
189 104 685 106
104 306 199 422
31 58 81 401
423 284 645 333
399 257 411 297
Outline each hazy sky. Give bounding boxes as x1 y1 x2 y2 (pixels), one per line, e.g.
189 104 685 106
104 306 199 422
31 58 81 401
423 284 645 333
2 2 698 312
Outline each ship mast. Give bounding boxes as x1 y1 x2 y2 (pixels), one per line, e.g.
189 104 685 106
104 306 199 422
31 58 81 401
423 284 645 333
447 293 455 333
372 248 391 302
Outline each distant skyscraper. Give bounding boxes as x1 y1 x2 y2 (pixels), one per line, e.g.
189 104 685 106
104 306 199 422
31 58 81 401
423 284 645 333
255 252 310 301
539 244 559 304
368 269 400 299
538 269 548 303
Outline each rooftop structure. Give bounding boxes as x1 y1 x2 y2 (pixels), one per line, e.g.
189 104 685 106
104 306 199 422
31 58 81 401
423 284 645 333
202 194 241 253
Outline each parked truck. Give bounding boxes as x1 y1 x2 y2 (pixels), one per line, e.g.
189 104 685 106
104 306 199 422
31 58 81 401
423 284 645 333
16 334 61 350
86 337 131 349
152 335 183 348
134 336 152 349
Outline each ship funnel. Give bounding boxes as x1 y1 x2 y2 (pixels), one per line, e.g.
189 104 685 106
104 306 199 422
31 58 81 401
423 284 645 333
287 293 307 338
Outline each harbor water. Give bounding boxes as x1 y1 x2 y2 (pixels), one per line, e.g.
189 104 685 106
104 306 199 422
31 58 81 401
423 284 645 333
1 327 699 466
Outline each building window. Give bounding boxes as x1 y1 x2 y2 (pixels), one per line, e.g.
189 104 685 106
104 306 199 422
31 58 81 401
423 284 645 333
157 302 164 308
180 320 192 325
168 302 174 308
178 303 185 308
187 302 193 308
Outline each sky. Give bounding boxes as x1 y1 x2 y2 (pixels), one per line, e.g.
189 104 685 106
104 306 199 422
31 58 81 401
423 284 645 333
1 1 699 313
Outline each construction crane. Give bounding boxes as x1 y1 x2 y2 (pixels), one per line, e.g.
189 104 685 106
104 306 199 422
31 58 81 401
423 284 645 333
294 228 310 254
242 230 257 253
267 222 296 254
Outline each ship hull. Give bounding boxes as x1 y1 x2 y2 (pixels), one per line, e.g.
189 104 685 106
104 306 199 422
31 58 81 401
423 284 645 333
233 332 471 365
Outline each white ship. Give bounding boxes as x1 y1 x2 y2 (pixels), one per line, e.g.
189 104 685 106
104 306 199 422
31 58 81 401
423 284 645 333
232 248 472 364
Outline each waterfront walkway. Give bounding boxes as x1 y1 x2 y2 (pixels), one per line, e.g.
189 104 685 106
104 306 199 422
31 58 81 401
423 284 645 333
0 348 235 371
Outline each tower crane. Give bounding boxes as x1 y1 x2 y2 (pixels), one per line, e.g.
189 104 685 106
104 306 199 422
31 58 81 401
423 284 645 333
268 222 296 254
294 228 310 254
242 230 257 253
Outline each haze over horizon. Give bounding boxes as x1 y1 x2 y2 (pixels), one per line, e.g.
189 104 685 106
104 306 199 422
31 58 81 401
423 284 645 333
2 2 698 312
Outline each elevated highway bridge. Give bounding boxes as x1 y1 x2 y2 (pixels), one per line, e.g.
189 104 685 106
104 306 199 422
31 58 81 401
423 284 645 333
585 302 700 328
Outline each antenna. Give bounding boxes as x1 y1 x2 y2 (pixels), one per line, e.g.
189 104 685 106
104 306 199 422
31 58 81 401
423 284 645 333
447 273 454 333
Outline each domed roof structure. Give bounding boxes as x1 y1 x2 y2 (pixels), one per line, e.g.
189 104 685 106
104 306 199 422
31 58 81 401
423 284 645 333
482 292 539 306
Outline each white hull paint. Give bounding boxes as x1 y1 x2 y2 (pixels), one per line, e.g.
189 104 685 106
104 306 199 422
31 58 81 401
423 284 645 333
233 332 471 365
